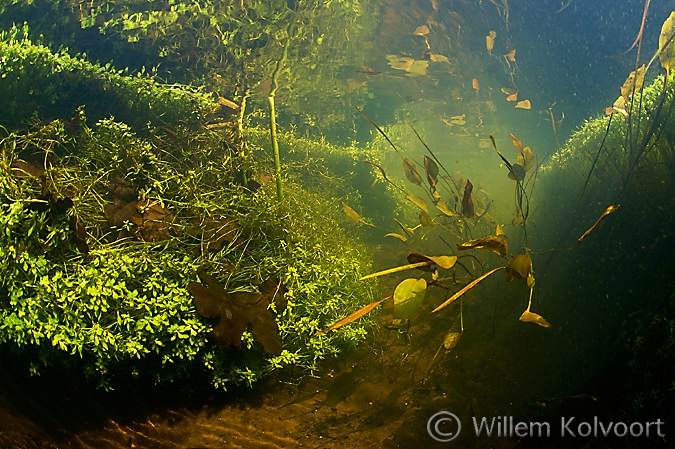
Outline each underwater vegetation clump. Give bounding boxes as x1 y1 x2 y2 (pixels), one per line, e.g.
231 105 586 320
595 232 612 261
0 30 380 390
0 0 377 138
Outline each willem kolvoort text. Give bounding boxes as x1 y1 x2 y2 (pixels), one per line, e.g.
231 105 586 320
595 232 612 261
473 416 665 438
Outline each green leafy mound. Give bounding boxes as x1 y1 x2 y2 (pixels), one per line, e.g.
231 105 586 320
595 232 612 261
0 29 380 390
0 24 220 130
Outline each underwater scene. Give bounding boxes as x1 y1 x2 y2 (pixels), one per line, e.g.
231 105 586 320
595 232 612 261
2 0 675 447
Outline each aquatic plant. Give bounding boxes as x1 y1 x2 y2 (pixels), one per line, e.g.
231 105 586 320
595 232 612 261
0 31 381 390
0 0 377 139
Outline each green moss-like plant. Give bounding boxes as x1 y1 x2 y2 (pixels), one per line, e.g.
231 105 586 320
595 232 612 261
0 30 381 390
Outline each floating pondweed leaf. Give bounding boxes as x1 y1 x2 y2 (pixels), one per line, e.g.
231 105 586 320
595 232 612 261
519 310 551 328
507 163 525 181
429 53 449 63
443 331 462 350
407 253 457 270
620 65 647 101
403 158 424 186
496 223 507 237
461 179 475 217
385 232 408 242
393 278 427 323
578 204 620 243
506 254 531 282
407 194 429 214
419 210 436 227
522 146 535 172
386 54 415 71
456 235 508 258
486 30 497 54
436 201 458 217
432 267 505 313
660 12 675 72
515 99 532 109
315 295 392 336
424 155 439 190
472 78 480 95
504 48 516 62
450 114 466 125
342 202 375 227
188 271 283 355
609 96 628 116
506 91 518 102
413 25 430 36
407 60 429 77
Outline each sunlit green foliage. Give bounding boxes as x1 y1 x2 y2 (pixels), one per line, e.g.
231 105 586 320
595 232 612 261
0 32 380 390
0 0 377 137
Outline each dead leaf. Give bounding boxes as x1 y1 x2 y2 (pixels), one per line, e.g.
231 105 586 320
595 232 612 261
461 179 475 218
315 295 392 336
620 65 646 101
188 270 283 355
407 253 457 270
432 267 505 313
509 132 523 154
456 235 508 258
578 204 620 243
506 91 519 102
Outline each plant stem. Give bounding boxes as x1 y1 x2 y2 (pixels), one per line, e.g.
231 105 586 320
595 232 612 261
268 26 291 202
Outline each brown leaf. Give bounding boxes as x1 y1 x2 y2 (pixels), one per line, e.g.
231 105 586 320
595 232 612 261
432 267 505 313
315 295 392 336
578 204 620 243
188 271 283 355
456 235 508 258
509 132 523 155
461 179 475 218
407 253 457 271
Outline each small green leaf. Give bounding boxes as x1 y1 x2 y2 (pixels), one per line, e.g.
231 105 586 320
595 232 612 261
393 278 427 323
